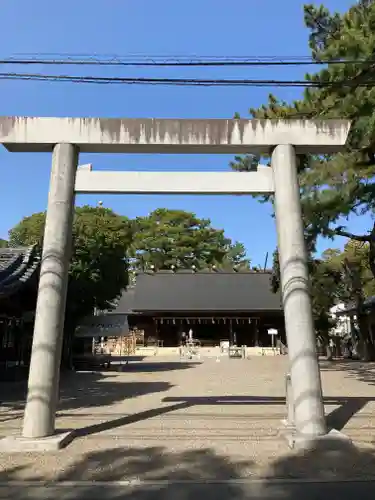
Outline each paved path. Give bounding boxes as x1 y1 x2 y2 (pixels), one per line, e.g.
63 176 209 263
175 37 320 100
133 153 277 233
1 356 375 485
1 480 375 499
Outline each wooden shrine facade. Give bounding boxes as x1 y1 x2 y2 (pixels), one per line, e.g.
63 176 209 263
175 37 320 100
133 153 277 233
102 270 285 348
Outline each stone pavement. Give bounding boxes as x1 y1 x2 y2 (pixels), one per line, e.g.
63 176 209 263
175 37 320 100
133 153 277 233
1 356 375 488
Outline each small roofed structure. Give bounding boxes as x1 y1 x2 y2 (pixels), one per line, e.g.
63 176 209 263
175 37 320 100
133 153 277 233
0 246 40 373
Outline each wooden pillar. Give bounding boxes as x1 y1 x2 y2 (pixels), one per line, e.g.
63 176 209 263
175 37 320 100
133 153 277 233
254 318 260 347
229 318 233 345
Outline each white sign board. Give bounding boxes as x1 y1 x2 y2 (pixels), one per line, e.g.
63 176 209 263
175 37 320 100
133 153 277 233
267 328 278 336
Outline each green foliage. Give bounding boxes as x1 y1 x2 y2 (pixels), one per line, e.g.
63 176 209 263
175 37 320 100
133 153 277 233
273 237 375 357
229 154 259 172
321 239 375 359
9 206 250 319
9 212 46 248
322 239 375 299
9 206 132 324
270 248 341 339
68 207 132 320
219 241 250 270
231 1 375 267
0 238 8 248
130 208 250 271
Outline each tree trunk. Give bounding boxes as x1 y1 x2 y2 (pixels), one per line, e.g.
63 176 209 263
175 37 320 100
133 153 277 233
368 222 375 279
326 343 333 361
358 336 375 361
319 334 333 360
363 228 375 360
333 337 341 358
343 255 375 361
356 313 375 361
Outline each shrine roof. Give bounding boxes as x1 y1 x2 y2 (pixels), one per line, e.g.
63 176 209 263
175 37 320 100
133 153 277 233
0 246 40 298
113 271 282 314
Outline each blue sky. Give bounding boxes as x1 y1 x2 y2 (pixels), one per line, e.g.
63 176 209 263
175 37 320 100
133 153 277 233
0 0 368 266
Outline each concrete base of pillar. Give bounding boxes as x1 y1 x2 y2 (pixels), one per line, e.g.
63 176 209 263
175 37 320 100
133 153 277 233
282 426 352 451
0 431 74 452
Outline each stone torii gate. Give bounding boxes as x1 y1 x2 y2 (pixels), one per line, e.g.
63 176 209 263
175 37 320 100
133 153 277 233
0 117 350 451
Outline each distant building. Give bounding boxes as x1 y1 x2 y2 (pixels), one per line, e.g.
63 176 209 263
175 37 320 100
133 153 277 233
330 296 375 347
80 270 285 349
329 303 353 339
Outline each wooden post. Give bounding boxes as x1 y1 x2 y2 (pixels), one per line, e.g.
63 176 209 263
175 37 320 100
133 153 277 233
254 318 259 347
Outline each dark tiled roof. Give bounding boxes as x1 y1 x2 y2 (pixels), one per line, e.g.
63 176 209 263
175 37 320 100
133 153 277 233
116 271 282 313
0 246 40 297
107 287 136 314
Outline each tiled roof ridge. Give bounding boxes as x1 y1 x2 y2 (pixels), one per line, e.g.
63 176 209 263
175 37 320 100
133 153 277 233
135 269 273 275
0 245 40 297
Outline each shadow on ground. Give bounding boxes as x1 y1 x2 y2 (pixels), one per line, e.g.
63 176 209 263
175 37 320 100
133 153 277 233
162 394 375 433
115 361 201 373
110 356 146 363
58 375 173 412
0 360 196 412
62 392 375 440
0 372 173 413
1 440 375 498
320 359 375 385
2 390 372 442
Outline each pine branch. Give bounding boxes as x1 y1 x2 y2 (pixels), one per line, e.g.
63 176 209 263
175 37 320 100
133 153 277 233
333 228 371 241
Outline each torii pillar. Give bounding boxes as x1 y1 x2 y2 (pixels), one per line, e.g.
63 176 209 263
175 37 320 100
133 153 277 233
0 117 351 451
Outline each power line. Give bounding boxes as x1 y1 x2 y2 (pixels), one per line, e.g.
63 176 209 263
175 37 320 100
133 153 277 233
9 52 319 58
1 71 374 87
1 55 374 67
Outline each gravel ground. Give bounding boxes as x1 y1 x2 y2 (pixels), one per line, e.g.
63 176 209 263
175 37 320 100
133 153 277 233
1 356 375 481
